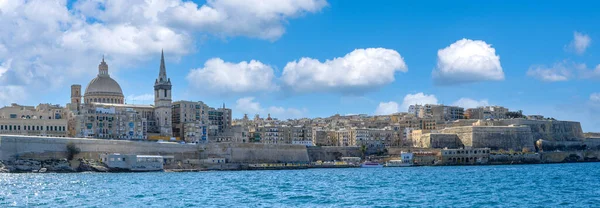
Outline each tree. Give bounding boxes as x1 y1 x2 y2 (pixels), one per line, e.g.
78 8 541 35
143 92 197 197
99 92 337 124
360 145 367 158
66 142 81 161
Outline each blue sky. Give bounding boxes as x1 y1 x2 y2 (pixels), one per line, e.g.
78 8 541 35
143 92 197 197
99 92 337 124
0 0 598 131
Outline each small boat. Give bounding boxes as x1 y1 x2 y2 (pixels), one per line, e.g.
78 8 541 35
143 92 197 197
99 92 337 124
360 161 383 168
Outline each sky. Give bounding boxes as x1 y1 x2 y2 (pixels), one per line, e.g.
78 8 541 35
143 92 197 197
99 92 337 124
0 0 599 132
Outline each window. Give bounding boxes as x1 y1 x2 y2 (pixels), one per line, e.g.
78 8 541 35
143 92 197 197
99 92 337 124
164 89 167 97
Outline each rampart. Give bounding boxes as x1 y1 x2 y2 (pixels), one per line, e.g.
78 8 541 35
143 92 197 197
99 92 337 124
306 146 361 161
201 143 310 163
492 119 584 141
414 133 461 149
441 126 534 151
0 135 199 161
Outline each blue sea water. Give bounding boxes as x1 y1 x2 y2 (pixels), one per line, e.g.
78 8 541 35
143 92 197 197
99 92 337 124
1 163 599 207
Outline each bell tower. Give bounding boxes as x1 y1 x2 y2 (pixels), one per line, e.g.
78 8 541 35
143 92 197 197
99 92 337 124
71 84 81 111
154 50 172 136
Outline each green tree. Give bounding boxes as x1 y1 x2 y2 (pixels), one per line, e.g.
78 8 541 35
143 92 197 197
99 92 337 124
360 145 367 158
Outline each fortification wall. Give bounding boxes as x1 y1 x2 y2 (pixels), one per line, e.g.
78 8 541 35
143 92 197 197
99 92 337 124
442 126 534 151
494 119 584 141
430 134 461 149
489 153 540 164
0 135 199 161
201 143 310 163
413 133 461 149
306 146 361 161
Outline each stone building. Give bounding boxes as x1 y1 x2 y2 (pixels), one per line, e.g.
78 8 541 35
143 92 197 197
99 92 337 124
439 148 490 165
353 128 397 149
73 103 148 139
465 106 509 120
69 52 173 139
172 101 232 143
0 103 68 137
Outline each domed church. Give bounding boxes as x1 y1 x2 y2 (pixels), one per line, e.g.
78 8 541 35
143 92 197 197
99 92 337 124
69 51 173 138
83 57 124 104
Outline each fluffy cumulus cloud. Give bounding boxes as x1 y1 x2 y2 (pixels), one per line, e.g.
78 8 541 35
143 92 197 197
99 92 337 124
568 31 591 55
433 39 504 85
526 61 600 81
235 97 307 119
0 0 324 105
164 0 328 40
400 93 438 112
375 101 399 115
452 98 489 109
281 48 407 93
186 58 278 94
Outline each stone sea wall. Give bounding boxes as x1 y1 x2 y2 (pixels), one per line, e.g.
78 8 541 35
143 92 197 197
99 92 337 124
201 143 310 163
306 146 361 162
0 135 199 161
489 153 541 164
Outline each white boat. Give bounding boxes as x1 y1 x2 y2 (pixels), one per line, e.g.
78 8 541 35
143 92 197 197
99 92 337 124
360 162 383 168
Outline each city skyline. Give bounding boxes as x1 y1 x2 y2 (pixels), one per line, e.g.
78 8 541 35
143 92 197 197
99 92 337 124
0 1 598 131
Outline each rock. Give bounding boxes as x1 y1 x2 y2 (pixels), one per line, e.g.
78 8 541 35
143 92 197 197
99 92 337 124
42 159 75 172
77 158 109 172
12 159 42 172
0 161 9 173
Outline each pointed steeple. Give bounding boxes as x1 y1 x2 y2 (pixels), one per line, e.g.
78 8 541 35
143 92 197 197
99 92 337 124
158 49 167 82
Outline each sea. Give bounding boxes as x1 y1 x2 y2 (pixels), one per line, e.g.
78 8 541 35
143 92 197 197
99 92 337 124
1 163 599 207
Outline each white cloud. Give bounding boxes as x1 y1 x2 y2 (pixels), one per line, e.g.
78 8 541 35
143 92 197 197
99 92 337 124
433 39 504 85
591 93 600 103
400 93 438 112
0 60 10 78
186 58 278 94
568 31 591 55
0 86 27 107
452 98 489 109
375 101 399 115
0 0 323 105
235 97 307 119
164 0 328 40
126 93 154 104
281 48 407 93
580 64 600 80
526 61 599 82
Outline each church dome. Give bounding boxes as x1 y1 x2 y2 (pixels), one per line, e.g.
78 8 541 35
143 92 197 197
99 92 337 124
84 76 123 96
83 57 125 104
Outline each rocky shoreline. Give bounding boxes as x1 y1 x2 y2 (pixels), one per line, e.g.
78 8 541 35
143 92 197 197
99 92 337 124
0 158 110 173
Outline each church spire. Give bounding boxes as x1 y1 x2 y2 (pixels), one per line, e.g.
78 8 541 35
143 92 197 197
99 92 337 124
158 49 167 82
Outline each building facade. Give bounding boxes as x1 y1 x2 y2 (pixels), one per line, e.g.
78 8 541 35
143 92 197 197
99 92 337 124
0 103 68 137
68 52 173 140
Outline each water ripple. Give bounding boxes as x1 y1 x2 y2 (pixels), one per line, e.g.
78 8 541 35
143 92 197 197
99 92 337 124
0 163 599 207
